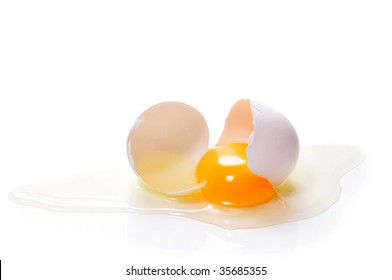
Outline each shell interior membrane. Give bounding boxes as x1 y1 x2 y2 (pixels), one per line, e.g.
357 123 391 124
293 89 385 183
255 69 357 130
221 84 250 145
217 99 255 145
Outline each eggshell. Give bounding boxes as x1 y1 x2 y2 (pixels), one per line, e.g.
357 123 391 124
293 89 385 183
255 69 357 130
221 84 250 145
246 101 299 186
218 99 299 186
127 102 209 195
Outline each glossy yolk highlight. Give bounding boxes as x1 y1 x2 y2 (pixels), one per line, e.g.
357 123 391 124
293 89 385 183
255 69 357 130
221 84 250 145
195 143 276 207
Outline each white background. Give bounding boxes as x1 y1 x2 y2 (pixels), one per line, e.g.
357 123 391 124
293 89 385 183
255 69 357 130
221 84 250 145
1 0 391 279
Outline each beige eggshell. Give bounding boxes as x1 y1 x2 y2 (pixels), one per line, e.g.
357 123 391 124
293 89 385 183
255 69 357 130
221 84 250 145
127 102 209 195
218 99 299 186
246 101 299 186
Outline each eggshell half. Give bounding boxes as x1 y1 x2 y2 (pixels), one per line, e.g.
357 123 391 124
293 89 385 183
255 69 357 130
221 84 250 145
218 99 299 186
247 101 299 186
127 102 209 195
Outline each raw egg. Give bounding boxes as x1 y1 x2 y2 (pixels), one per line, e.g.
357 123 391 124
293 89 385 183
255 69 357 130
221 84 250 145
127 99 299 207
9 100 365 229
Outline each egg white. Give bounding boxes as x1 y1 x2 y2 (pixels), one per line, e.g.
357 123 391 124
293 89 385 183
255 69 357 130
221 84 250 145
9 145 364 229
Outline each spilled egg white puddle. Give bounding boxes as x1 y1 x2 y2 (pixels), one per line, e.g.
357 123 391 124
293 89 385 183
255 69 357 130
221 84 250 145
9 145 364 230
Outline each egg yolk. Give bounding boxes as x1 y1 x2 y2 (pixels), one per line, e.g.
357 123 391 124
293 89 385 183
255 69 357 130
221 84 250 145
195 143 276 207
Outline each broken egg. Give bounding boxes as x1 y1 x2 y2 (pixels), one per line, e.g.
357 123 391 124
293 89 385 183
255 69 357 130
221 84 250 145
9 100 365 230
127 99 299 207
